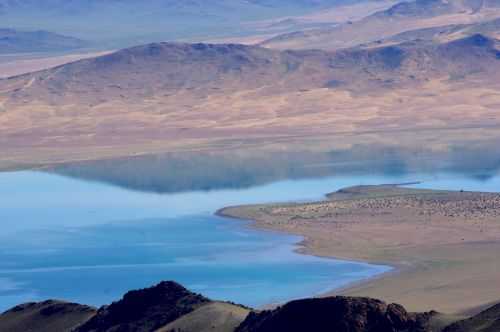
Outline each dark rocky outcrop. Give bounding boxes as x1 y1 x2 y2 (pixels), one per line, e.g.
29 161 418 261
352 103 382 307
4 280 500 332
236 296 435 332
74 281 209 332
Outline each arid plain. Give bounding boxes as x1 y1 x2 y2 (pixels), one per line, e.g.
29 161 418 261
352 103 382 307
220 185 500 315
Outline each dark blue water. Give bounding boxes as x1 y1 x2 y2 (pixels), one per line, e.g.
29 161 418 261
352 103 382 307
1 170 499 311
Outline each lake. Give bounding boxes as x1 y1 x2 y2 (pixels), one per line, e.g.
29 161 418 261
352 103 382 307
1 153 500 311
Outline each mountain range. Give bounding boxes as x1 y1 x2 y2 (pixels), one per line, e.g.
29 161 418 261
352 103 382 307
4 34 500 104
260 0 500 50
0 0 367 47
1 30 500 169
1 0 500 170
1 280 499 332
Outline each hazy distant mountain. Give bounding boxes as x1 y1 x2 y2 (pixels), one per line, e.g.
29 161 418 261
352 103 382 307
359 17 500 48
0 28 88 54
261 0 500 50
0 0 359 47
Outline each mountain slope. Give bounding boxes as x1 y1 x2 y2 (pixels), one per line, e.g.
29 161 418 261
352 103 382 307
157 302 250 332
4 35 499 104
0 28 88 54
443 302 500 332
261 0 500 50
236 297 434 332
0 300 96 332
359 17 500 48
0 281 249 332
1 35 500 167
4 280 500 332
74 281 209 332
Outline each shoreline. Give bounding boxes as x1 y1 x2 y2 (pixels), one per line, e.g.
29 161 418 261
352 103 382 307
215 206 398 306
217 185 500 315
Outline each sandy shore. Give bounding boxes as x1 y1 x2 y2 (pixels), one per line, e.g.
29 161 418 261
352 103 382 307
218 185 500 315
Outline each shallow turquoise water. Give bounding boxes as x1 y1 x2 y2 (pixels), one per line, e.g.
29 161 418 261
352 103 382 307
0 169 499 311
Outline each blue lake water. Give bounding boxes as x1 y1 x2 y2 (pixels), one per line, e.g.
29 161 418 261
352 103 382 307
1 169 500 311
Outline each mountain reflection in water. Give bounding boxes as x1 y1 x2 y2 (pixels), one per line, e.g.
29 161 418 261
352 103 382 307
49 142 500 194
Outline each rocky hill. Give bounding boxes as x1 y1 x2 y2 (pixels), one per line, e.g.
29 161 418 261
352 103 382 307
2 280 500 332
236 297 434 332
74 281 209 332
3 34 499 104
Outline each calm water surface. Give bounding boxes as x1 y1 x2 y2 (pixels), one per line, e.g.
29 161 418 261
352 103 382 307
1 167 500 311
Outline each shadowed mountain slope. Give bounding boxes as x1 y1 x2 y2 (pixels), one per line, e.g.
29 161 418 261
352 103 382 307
443 302 500 332
0 300 96 332
236 297 434 332
3 280 500 332
74 281 209 332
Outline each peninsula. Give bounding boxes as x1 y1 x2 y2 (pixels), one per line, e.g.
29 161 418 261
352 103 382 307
219 185 500 314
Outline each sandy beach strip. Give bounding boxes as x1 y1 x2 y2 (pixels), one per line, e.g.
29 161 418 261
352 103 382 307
218 185 500 315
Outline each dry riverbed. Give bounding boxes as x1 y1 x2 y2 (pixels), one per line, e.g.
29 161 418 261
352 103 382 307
218 185 500 315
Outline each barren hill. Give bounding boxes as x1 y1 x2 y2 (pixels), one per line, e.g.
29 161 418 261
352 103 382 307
1 35 500 168
74 281 210 332
2 280 500 331
0 300 95 332
4 36 499 103
236 297 434 332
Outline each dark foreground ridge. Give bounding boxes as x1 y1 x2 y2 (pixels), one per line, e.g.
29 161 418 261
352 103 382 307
74 281 209 332
236 297 434 332
0 280 499 332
